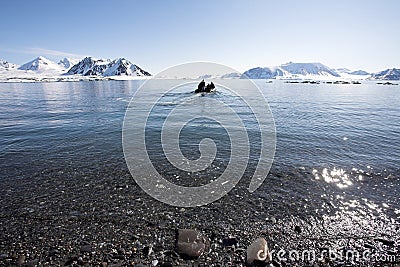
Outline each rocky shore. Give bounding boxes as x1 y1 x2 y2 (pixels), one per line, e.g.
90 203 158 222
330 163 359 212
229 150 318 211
0 165 399 266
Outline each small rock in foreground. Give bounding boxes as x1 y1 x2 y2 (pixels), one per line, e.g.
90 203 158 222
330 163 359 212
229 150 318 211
246 237 271 267
176 229 207 259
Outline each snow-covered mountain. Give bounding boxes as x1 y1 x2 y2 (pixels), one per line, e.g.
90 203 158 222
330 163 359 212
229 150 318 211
281 62 339 77
371 68 400 80
242 62 340 79
241 67 283 79
58 58 80 70
332 68 370 80
66 57 111 76
1 56 399 82
18 56 64 72
0 55 150 82
103 58 151 76
0 59 18 69
334 68 352 74
196 72 242 79
66 57 151 77
350 70 369 75
220 72 242 79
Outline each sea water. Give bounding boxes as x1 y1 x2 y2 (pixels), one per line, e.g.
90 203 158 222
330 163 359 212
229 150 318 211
0 80 399 219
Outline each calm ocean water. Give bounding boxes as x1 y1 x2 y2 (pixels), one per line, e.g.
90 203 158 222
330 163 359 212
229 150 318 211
0 80 399 217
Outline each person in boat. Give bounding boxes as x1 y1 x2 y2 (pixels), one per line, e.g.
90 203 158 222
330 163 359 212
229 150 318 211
204 82 215 92
195 79 206 93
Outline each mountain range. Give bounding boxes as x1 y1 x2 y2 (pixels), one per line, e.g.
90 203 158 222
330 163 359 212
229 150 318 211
66 57 150 77
241 62 400 80
0 56 399 81
0 56 152 82
18 56 64 72
241 62 368 80
0 59 18 69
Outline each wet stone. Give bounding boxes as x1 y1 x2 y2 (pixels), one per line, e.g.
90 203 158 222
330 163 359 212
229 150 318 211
374 238 394 246
49 249 60 256
64 255 78 266
80 244 93 253
246 237 270 267
222 237 239 247
16 255 25 265
160 262 173 267
77 256 84 265
25 259 39 267
176 229 207 259
142 245 153 256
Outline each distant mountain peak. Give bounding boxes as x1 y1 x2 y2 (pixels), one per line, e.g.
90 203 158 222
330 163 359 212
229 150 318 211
0 59 18 69
18 56 63 72
279 62 340 77
66 57 151 77
242 62 339 79
371 68 400 80
58 57 80 70
350 70 369 75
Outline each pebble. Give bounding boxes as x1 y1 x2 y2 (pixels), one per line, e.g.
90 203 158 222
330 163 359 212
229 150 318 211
246 237 271 267
374 238 394 246
16 255 25 265
176 229 207 259
143 245 153 256
272 259 282 267
77 256 84 265
25 259 39 267
222 237 238 247
80 244 93 253
294 225 302 234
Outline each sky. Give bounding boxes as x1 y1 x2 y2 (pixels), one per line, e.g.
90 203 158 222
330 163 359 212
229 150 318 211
1 0 399 73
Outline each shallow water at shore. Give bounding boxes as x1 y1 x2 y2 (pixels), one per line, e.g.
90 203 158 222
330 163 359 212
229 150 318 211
0 80 399 265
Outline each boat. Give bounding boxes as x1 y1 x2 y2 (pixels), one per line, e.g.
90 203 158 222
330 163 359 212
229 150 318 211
195 80 216 94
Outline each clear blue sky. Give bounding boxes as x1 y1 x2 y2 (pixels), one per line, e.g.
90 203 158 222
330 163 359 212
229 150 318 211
1 0 399 73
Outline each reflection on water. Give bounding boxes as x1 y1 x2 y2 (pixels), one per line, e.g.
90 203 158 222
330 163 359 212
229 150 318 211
313 167 353 188
0 80 399 219
0 80 399 265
